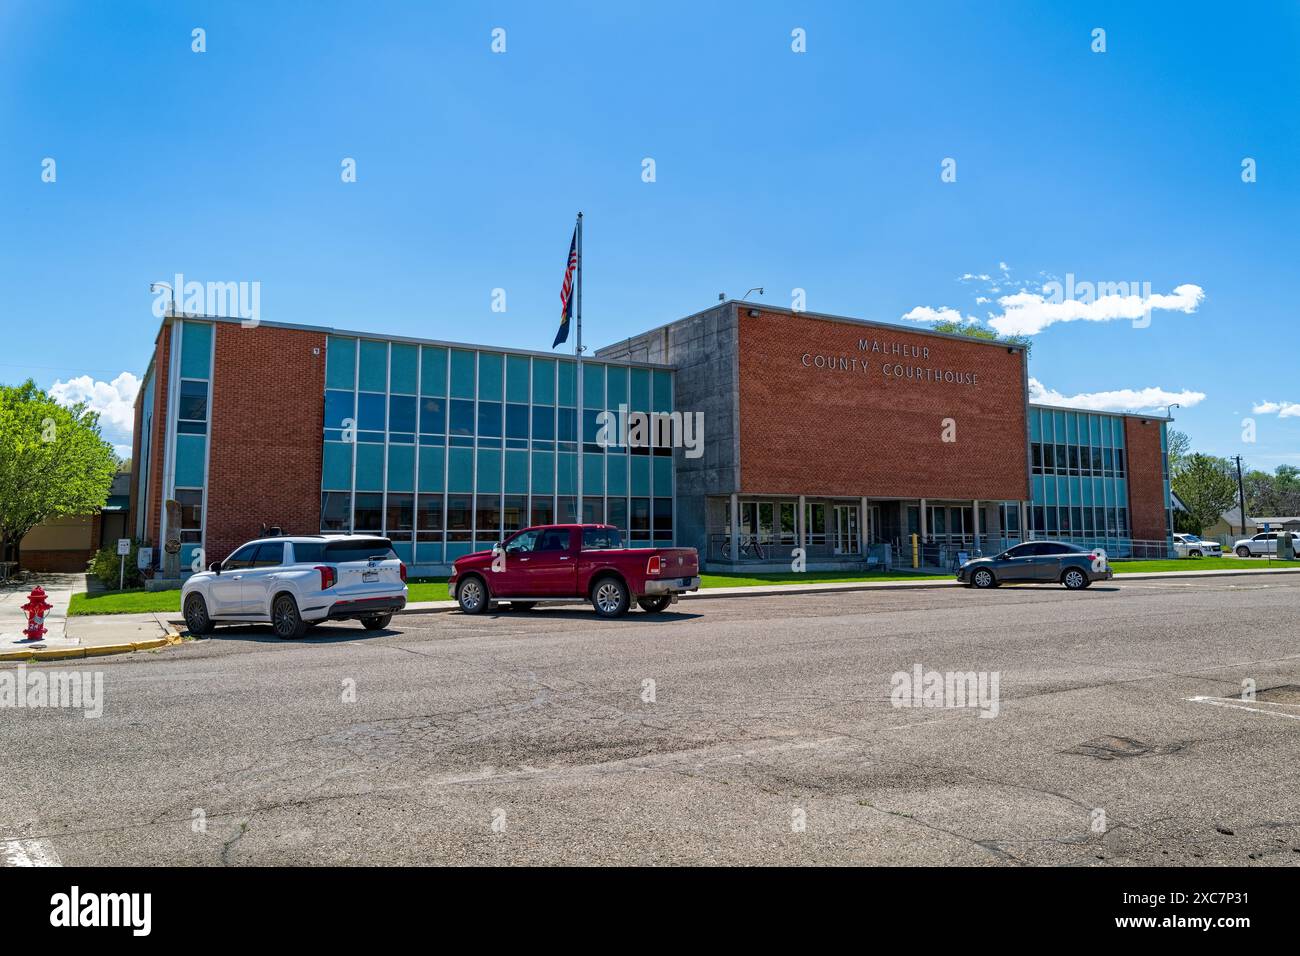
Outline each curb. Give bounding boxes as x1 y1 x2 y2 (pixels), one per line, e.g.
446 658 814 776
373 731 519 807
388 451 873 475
391 565 1300 615
0 631 184 663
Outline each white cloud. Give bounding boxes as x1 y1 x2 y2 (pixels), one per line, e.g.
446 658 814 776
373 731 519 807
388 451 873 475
958 273 991 282
49 371 141 443
900 305 977 325
974 296 990 304
989 283 1204 336
1253 401 1300 418
1029 378 1205 413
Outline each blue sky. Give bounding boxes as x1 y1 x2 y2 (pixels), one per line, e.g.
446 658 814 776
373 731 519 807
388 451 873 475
2 1 1297 467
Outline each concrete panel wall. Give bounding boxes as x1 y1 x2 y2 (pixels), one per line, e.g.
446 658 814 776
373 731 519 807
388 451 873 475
597 303 738 555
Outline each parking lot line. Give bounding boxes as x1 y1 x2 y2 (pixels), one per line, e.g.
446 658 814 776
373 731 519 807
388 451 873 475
1184 695 1300 721
0 838 61 867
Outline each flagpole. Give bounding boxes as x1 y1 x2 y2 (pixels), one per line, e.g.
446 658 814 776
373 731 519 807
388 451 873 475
575 212 584 521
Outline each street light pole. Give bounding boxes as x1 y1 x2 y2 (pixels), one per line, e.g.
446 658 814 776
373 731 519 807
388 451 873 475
1232 455 1247 537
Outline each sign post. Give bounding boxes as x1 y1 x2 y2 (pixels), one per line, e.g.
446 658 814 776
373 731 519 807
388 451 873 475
117 538 131 590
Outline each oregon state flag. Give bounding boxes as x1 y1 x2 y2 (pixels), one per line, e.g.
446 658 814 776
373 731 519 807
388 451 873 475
553 226 577 348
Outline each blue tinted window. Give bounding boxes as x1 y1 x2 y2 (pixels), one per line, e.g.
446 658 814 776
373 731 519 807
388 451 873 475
532 359 555 404
506 403 529 440
324 390 353 430
477 401 503 437
449 399 475 436
358 341 388 392
389 395 417 434
557 407 577 443
506 355 529 402
532 406 555 440
450 350 476 398
478 353 503 401
419 397 445 434
326 337 356 390
390 344 418 394
357 393 386 435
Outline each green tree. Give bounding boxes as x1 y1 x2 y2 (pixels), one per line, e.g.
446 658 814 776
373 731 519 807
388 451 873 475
1166 429 1191 470
0 379 118 567
1172 453 1239 534
929 320 1033 355
1245 465 1300 516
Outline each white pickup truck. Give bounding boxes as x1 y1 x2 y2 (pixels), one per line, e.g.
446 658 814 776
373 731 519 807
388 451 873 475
1172 533 1222 558
182 535 407 638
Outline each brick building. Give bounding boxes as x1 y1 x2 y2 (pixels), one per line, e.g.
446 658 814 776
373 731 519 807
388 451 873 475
597 301 1173 568
130 302 1173 577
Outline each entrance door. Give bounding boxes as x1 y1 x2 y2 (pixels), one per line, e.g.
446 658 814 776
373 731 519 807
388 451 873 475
833 506 859 555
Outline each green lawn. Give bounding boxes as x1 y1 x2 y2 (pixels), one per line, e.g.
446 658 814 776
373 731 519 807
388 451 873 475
698 570 950 587
407 581 452 602
68 589 182 616
1108 556 1300 574
64 557 1300 616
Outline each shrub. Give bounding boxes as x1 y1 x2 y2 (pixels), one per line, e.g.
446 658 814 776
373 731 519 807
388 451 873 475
88 539 143 589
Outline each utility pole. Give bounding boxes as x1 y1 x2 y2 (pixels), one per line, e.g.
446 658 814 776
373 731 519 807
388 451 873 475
1232 455 1247 536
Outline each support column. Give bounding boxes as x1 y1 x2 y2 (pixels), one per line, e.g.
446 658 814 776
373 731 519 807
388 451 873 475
729 493 739 563
797 495 806 551
859 496 868 556
919 498 928 540
972 499 981 552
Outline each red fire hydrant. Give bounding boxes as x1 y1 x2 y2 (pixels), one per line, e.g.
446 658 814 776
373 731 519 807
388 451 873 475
21 586 52 642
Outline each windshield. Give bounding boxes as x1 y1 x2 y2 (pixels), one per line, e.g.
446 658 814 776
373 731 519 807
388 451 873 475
323 539 398 562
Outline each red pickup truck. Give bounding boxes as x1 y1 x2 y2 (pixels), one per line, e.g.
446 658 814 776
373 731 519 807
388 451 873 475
449 524 700 618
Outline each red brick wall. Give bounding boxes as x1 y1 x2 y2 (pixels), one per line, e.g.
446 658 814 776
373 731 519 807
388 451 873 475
21 550 93 572
204 324 328 562
145 324 171 546
737 309 1029 500
1124 417 1169 542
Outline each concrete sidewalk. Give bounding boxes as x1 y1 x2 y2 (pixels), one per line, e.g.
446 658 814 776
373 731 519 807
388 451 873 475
0 574 180 661
0 572 81 647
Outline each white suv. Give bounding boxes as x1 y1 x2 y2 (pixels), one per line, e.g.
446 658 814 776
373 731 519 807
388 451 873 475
1233 531 1300 557
1172 533 1222 558
182 535 408 639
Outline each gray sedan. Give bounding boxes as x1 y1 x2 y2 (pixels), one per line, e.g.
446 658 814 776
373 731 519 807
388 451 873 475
957 541 1113 590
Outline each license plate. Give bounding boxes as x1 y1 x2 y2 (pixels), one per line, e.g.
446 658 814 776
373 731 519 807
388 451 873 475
363 570 379 583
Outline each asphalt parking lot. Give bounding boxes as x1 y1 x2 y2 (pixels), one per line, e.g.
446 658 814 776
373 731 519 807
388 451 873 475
2 575 1298 866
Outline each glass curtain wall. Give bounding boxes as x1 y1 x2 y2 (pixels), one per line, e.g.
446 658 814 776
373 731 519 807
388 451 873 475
321 337 675 565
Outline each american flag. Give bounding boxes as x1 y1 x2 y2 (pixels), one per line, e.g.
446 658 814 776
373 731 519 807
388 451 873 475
553 226 577 348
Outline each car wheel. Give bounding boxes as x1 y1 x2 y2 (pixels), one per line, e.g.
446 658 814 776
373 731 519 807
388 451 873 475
457 576 488 614
360 613 393 630
1062 568 1089 590
971 568 996 589
1235 546 1251 558
1189 549 1202 558
637 595 671 613
272 593 308 639
508 601 537 612
592 576 631 617
183 592 215 635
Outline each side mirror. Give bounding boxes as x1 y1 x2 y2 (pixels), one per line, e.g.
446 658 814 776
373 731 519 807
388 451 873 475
491 543 503 556
208 561 222 574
